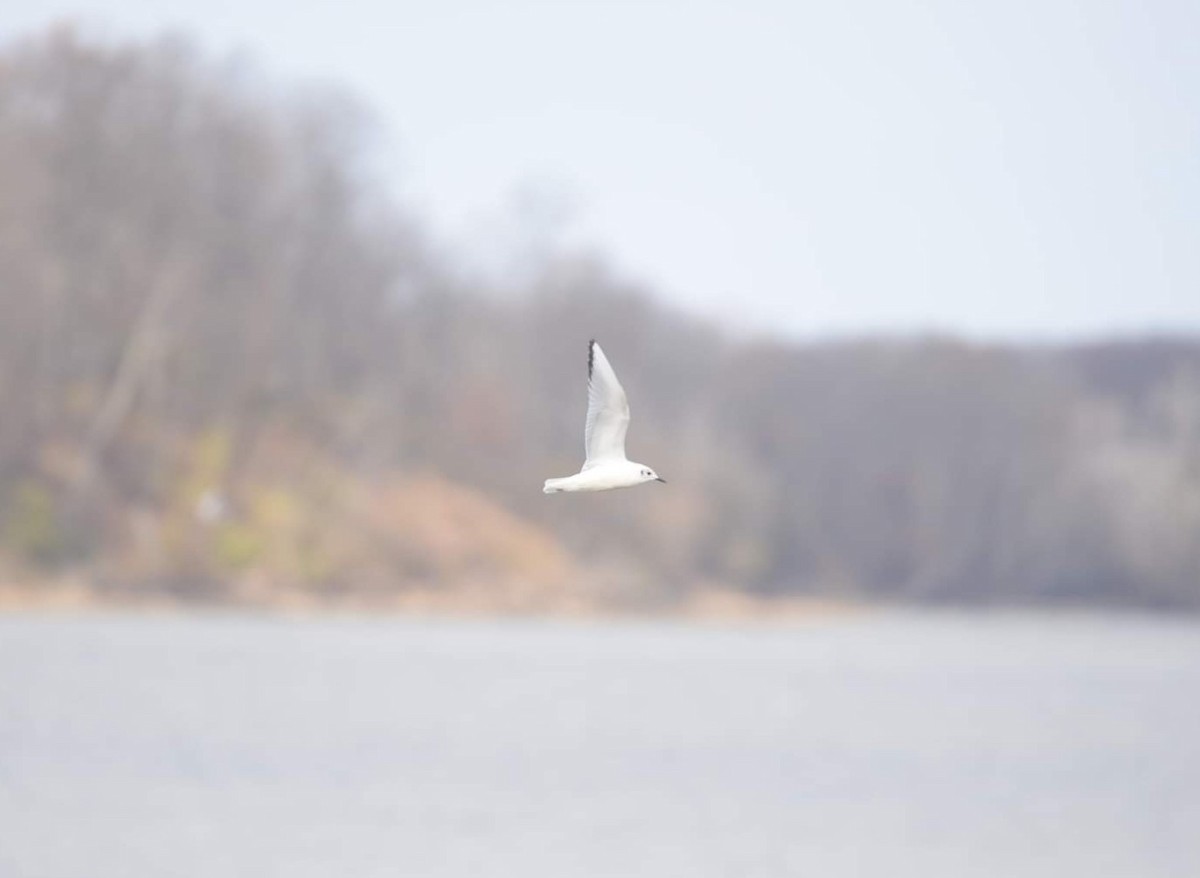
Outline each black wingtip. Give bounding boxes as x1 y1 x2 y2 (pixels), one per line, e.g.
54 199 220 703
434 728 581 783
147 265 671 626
587 339 596 379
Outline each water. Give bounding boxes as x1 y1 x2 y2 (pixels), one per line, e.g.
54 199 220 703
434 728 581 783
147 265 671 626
1 610 1197 878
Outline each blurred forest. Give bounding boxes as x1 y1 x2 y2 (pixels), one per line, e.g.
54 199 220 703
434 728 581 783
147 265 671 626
1 28 1197 611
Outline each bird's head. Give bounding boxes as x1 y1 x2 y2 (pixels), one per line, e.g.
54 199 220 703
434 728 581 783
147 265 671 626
635 464 666 484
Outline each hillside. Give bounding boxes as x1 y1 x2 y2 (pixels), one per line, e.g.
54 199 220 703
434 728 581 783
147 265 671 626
1 28 1197 611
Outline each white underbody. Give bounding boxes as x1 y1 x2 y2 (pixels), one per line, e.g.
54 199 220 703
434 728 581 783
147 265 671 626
544 460 651 493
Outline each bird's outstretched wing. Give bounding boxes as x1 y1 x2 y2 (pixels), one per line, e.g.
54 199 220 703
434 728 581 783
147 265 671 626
583 340 630 467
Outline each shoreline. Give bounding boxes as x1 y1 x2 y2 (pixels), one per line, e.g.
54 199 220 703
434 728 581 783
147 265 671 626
0 579 1190 623
0 577 863 623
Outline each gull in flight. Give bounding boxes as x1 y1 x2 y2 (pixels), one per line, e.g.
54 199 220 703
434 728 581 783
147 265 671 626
543 340 666 493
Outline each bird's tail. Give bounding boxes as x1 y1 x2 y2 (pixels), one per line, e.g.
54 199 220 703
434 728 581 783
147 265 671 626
543 478 568 494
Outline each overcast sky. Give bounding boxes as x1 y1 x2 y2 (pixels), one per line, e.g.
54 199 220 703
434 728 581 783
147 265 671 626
4 1 1197 340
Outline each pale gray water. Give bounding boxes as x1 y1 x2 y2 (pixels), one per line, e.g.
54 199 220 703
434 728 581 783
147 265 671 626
0 611 1197 878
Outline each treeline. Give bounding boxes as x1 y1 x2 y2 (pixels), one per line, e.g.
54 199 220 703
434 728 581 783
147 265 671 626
1 28 1197 608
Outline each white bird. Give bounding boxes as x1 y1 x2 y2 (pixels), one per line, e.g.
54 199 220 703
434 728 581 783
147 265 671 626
543 340 666 493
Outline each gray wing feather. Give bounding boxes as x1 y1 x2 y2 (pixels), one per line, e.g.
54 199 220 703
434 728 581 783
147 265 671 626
583 340 630 466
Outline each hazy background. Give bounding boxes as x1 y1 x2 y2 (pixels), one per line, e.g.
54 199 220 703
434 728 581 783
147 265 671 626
2 0 1198 338
0 11 1197 610
1 7 1198 877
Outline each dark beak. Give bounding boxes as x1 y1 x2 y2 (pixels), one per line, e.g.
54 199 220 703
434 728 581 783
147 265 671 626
655 477 667 483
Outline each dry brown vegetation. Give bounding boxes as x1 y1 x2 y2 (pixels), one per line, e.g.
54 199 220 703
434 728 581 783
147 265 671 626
1 27 1197 612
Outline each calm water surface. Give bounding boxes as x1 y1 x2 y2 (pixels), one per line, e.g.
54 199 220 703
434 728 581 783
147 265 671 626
1 610 1197 877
